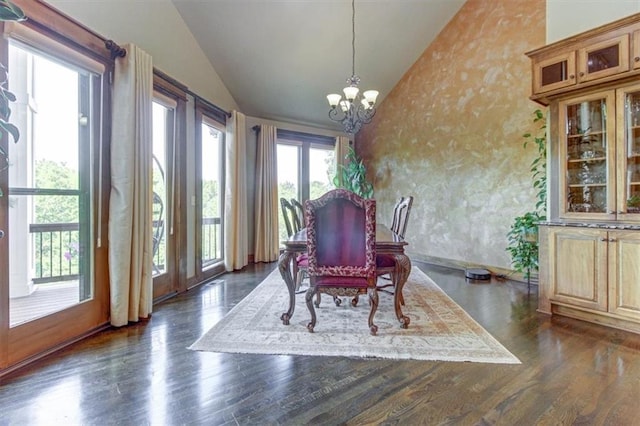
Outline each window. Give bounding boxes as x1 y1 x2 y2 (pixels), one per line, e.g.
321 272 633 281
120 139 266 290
7 40 100 325
276 131 335 240
193 99 226 283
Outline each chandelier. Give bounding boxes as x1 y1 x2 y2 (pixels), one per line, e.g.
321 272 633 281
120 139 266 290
326 0 379 135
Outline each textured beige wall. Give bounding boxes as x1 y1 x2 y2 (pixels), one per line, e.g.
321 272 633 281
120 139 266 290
357 0 546 271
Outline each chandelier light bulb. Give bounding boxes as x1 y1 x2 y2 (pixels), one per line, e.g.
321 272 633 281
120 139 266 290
343 86 359 101
327 93 342 108
363 90 379 106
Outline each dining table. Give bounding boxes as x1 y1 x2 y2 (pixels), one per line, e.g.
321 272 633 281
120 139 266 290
277 224 411 328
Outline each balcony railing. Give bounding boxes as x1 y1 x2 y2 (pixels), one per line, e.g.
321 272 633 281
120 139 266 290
29 222 80 284
202 216 222 267
29 216 222 284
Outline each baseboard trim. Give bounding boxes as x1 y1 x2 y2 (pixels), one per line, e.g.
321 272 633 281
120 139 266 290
409 253 538 285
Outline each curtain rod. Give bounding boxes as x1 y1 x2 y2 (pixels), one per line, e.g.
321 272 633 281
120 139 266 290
188 90 232 118
105 40 126 60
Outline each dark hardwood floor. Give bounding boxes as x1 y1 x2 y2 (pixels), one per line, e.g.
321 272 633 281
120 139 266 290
2 261 640 425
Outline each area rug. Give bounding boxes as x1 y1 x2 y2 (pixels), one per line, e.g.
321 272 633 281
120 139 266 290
189 268 520 364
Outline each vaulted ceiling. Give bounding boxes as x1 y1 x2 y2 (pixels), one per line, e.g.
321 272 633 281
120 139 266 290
171 0 465 131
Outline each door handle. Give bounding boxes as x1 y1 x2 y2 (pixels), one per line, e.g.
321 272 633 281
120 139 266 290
0 229 4 239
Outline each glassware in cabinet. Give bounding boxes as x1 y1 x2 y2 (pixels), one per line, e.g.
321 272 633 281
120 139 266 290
561 95 612 217
622 88 640 215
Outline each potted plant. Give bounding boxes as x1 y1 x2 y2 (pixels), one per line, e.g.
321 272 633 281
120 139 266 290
507 109 546 284
332 145 374 198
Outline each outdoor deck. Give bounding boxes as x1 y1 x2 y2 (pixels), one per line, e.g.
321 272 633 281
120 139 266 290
10 281 79 327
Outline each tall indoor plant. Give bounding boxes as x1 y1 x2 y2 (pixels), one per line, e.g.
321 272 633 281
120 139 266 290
506 109 546 283
332 145 374 198
0 0 26 144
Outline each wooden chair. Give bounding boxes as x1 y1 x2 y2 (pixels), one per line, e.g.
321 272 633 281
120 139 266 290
304 189 379 335
280 197 307 291
290 198 305 228
376 196 413 304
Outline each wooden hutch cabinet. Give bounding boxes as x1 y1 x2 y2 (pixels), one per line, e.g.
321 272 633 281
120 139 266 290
528 13 640 334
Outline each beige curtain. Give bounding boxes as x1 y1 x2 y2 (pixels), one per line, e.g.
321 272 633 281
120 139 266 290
224 111 248 271
108 44 154 327
254 124 279 262
334 136 351 188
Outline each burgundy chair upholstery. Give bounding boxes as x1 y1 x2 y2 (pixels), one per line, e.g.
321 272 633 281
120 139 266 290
304 189 378 335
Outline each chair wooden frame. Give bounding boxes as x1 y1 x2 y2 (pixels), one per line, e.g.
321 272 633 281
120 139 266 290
376 196 413 304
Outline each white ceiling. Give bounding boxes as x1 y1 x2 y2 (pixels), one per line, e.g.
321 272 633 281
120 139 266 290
171 0 465 131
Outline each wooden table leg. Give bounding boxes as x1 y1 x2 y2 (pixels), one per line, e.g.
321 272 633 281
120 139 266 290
278 250 296 325
393 254 411 328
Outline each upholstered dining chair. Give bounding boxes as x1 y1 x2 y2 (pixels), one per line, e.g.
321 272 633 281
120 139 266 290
304 189 379 335
376 196 413 305
280 197 307 291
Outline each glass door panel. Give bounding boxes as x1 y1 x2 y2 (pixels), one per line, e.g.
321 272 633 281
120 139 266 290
151 99 178 299
8 44 94 326
309 145 335 200
200 120 223 269
561 94 613 218
277 143 300 242
622 89 640 215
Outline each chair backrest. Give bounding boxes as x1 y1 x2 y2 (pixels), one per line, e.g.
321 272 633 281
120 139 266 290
390 196 413 239
290 198 305 227
280 197 302 238
305 189 376 278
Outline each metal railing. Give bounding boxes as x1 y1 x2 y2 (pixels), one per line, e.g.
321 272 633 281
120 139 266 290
29 222 80 284
29 216 222 284
202 217 222 266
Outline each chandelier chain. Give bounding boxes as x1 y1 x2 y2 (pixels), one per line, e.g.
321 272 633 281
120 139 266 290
351 0 355 77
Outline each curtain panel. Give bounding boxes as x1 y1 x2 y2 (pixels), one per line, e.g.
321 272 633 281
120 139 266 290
108 44 154 327
253 125 280 262
224 111 249 271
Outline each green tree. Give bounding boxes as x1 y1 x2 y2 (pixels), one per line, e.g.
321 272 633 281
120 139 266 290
34 159 78 223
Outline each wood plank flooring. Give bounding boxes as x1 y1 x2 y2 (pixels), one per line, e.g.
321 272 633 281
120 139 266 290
1 261 640 425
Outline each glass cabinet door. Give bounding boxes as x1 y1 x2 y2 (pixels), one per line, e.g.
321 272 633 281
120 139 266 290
620 87 640 217
560 92 615 219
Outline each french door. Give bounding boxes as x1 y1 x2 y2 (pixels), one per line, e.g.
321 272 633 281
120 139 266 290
192 109 225 284
0 32 109 370
151 97 178 299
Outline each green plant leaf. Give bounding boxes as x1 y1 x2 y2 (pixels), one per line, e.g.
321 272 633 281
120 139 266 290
0 120 20 143
0 1 26 21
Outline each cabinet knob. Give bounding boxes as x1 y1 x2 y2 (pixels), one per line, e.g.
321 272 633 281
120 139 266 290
609 238 616 242
579 72 585 77
635 57 640 62
600 237 608 241
569 74 575 79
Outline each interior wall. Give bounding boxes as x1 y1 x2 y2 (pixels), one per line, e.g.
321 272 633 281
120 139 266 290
46 0 238 112
547 0 640 43
357 0 546 272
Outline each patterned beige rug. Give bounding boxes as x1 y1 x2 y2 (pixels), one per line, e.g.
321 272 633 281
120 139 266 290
189 267 520 364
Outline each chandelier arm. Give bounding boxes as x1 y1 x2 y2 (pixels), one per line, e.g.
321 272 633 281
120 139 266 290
328 107 346 123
